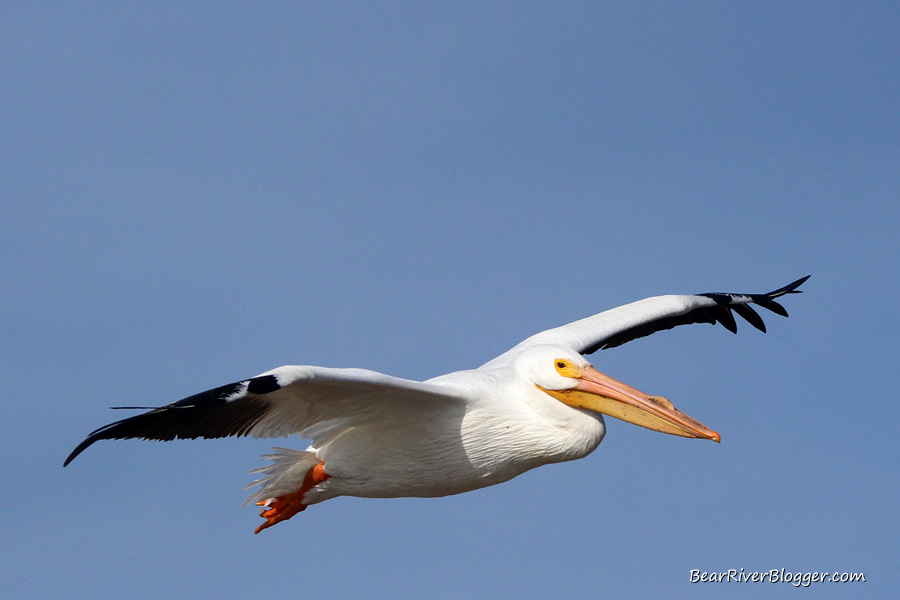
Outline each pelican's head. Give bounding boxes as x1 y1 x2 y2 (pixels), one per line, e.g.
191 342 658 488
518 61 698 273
520 345 720 442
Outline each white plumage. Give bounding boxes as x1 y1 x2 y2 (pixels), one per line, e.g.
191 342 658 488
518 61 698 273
65 277 807 533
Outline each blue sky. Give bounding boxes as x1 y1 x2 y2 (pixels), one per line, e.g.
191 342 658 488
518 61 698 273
2 3 896 599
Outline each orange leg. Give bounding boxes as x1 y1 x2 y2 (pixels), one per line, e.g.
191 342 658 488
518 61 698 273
254 462 330 534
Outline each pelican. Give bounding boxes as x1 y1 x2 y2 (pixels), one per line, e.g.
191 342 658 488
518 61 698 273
65 276 808 533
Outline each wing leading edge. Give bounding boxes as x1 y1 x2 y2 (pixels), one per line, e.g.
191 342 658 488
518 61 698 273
481 276 809 368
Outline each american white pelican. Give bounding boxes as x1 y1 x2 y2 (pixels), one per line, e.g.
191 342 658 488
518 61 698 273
65 276 808 533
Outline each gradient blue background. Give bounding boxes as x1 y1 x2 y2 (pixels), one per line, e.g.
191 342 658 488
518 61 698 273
2 3 896 599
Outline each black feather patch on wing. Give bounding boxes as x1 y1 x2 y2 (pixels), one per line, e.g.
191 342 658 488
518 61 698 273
63 375 283 466
585 275 809 353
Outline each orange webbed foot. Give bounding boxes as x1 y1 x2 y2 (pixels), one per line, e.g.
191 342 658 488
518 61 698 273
253 462 330 534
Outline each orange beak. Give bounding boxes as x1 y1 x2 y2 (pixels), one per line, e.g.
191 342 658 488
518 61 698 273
544 366 720 442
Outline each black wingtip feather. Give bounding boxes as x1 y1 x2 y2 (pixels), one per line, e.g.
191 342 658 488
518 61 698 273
64 439 93 467
732 304 767 333
715 308 738 334
767 275 810 297
753 297 789 317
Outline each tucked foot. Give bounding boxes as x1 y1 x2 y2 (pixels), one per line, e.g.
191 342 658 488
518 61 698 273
254 462 330 534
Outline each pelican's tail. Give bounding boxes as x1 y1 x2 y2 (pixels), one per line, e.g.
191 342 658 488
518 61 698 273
243 447 321 507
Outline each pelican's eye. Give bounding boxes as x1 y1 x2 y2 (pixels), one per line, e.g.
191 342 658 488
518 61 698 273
554 359 581 378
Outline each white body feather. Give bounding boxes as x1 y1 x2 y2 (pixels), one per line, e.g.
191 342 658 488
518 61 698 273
248 351 606 506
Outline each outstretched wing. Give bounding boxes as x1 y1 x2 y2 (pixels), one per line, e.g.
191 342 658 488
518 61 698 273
64 366 464 466
482 276 809 368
